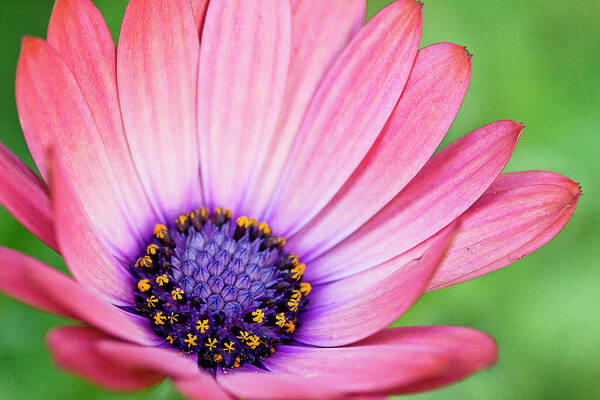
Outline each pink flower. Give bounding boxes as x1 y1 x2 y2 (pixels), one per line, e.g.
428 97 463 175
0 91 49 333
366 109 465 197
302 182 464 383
0 0 580 398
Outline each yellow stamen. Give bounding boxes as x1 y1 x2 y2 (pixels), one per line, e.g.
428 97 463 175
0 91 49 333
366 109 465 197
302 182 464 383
291 263 305 280
251 309 265 324
166 335 174 344
287 298 299 312
290 289 302 302
184 333 198 347
171 288 184 300
153 312 166 325
299 282 312 295
153 224 168 239
205 338 217 351
146 244 159 256
236 216 249 228
167 313 179 324
284 321 296 333
275 312 286 327
155 274 169 286
137 279 151 292
224 341 235 353
196 319 209 333
146 295 158 308
258 222 271 235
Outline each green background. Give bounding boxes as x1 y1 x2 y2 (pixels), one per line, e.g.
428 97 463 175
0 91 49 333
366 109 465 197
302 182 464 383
0 0 598 398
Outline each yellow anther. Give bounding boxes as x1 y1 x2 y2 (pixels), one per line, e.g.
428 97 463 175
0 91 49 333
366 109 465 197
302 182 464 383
275 237 286 247
153 312 166 325
167 313 179 324
290 289 302 302
275 312 286 327
251 309 265 324
184 333 198 347
299 282 312 296
284 321 296 333
236 331 250 342
146 244 159 256
153 224 168 239
248 218 257 227
205 337 217 351
213 353 223 362
166 335 174 344
270 347 276 355
246 335 260 349
214 208 232 219
146 295 158 308
288 254 299 266
200 207 208 218
236 216 250 228
224 341 235 353
137 279 151 292
287 298 299 312
233 356 241 368
136 255 153 268
258 222 271 235
171 288 184 300
155 274 169 286
176 214 188 227
196 319 209 333
291 263 305 280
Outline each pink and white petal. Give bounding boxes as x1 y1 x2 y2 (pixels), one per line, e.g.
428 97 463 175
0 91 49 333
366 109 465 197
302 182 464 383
50 153 134 306
47 0 158 236
15 37 141 259
296 223 455 347
197 0 291 212
118 0 201 219
47 326 163 391
244 0 366 217
263 0 422 236
0 248 158 345
307 120 523 284
173 374 234 400
356 326 497 395
216 364 339 400
427 170 581 290
260 343 445 397
191 0 209 35
0 142 57 251
290 43 472 259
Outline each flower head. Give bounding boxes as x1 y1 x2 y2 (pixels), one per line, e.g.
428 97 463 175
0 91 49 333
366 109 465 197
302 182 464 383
0 0 580 398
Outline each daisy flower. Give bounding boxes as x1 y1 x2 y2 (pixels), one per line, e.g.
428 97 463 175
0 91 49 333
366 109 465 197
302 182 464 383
0 0 580 398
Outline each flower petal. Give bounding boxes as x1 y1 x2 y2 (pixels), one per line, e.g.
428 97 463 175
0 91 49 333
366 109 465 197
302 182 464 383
197 0 291 212
427 171 581 290
0 142 57 250
243 0 366 217
264 0 422 236
191 0 209 34
118 0 201 219
290 43 472 259
47 326 163 391
295 223 455 347
47 0 158 237
50 150 134 306
0 247 158 345
307 120 523 284
15 37 141 258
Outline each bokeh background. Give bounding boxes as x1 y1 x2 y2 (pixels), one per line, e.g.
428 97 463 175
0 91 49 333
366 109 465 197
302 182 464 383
0 0 598 398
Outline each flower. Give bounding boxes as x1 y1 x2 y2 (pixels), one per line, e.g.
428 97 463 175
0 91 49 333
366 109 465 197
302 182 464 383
0 0 580 398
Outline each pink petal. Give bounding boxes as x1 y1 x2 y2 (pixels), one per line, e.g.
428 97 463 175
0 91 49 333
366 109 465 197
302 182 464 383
0 142 57 251
0 247 158 345
290 43 472 259
15 37 141 258
173 376 235 400
118 0 201 219
243 0 366 217
295 223 455 347
263 0 422 236
427 170 581 290
47 0 158 237
47 326 163 391
50 151 134 306
191 0 209 34
197 0 291 212
307 120 523 284
357 326 497 394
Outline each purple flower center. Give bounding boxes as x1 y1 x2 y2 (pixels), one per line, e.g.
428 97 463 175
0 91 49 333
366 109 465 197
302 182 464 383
129 207 310 370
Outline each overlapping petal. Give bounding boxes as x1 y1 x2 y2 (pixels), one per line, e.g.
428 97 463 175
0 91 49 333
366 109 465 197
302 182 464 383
290 42 472 259
264 0 423 235
428 171 581 290
197 0 291 212
307 120 523 284
0 143 56 250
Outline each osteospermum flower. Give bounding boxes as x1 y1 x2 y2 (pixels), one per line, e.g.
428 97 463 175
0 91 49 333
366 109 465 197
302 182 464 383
0 0 580 398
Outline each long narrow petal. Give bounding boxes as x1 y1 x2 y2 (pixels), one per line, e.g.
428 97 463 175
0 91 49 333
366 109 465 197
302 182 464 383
47 0 158 237
47 326 163 391
290 43 472 259
244 0 366 217
0 142 57 250
307 120 522 284
0 248 158 345
427 171 581 290
263 0 422 235
15 37 141 258
191 0 209 34
295 223 455 347
50 151 134 306
197 0 291 212
118 0 201 219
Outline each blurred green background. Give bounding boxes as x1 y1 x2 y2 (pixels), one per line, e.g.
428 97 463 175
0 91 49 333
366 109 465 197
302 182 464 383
0 0 598 398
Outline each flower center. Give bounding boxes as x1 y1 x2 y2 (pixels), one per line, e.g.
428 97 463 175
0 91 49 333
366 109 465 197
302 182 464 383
130 207 310 370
